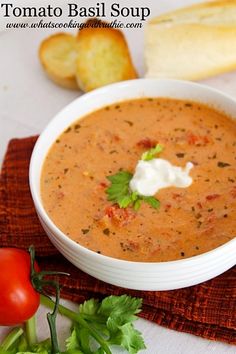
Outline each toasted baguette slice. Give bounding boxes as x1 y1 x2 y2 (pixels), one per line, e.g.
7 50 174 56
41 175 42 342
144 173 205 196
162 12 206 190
145 0 236 80
76 19 138 92
39 33 78 90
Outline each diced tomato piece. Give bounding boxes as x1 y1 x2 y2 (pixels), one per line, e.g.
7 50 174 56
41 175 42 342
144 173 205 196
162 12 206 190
197 202 203 209
203 136 210 144
186 132 210 146
172 193 182 200
127 240 140 251
187 133 199 145
99 182 108 188
105 205 135 226
164 204 172 211
113 134 121 142
56 191 65 200
136 138 157 149
206 194 220 201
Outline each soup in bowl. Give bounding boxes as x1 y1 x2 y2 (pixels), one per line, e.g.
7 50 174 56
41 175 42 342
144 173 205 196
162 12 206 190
29 79 236 290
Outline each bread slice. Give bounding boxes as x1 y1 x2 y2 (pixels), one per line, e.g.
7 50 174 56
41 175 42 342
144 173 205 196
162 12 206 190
76 19 138 92
39 33 78 90
145 0 236 80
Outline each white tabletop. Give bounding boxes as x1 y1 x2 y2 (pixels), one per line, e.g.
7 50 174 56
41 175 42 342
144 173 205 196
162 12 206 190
0 1 236 353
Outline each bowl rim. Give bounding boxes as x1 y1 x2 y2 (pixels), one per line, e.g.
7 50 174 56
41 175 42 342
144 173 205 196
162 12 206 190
29 78 236 268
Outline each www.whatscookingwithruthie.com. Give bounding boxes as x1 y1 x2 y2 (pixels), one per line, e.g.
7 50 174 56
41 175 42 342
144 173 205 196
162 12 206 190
5 18 144 29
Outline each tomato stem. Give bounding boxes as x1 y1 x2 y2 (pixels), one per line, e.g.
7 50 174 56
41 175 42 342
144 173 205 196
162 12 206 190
29 246 70 354
29 245 69 293
25 316 37 349
45 285 60 354
40 295 112 354
0 327 23 351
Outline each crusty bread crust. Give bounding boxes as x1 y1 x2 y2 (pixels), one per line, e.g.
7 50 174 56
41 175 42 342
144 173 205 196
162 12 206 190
149 0 236 26
39 33 78 90
145 0 236 80
76 19 138 92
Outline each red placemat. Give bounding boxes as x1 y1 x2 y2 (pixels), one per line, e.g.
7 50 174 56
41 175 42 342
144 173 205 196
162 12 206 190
0 137 235 344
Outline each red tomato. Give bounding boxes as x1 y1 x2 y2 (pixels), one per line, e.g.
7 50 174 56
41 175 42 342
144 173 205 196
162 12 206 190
0 248 40 326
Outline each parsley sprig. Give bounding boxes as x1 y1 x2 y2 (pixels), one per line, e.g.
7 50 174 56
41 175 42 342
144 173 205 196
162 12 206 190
106 144 163 211
43 294 145 354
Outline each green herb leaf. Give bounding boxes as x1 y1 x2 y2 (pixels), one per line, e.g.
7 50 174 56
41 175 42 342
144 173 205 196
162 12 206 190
79 299 100 316
118 195 133 208
66 329 78 351
98 295 142 324
106 171 133 207
75 327 91 354
131 192 139 202
109 323 146 354
66 295 145 354
16 339 52 354
134 199 142 211
142 196 160 209
141 144 163 161
106 171 133 209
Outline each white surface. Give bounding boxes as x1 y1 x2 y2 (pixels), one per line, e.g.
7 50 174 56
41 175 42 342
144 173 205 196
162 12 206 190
30 78 236 291
0 0 236 353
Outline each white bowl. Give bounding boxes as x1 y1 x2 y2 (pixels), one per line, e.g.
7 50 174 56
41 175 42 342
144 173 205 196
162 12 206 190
29 79 236 291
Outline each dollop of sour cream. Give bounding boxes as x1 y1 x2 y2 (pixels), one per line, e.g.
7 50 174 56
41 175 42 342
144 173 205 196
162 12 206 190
129 159 194 196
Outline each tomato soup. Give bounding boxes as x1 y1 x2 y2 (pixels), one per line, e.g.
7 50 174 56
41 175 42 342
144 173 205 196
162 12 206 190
41 98 236 262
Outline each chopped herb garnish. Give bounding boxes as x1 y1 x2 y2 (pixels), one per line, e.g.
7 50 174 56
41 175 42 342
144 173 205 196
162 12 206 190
228 177 235 183
64 127 71 133
124 120 134 126
103 228 110 236
218 161 231 168
141 144 164 161
176 153 185 158
174 128 185 132
75 124 81 129
106 171 160 211
197 221 202 228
